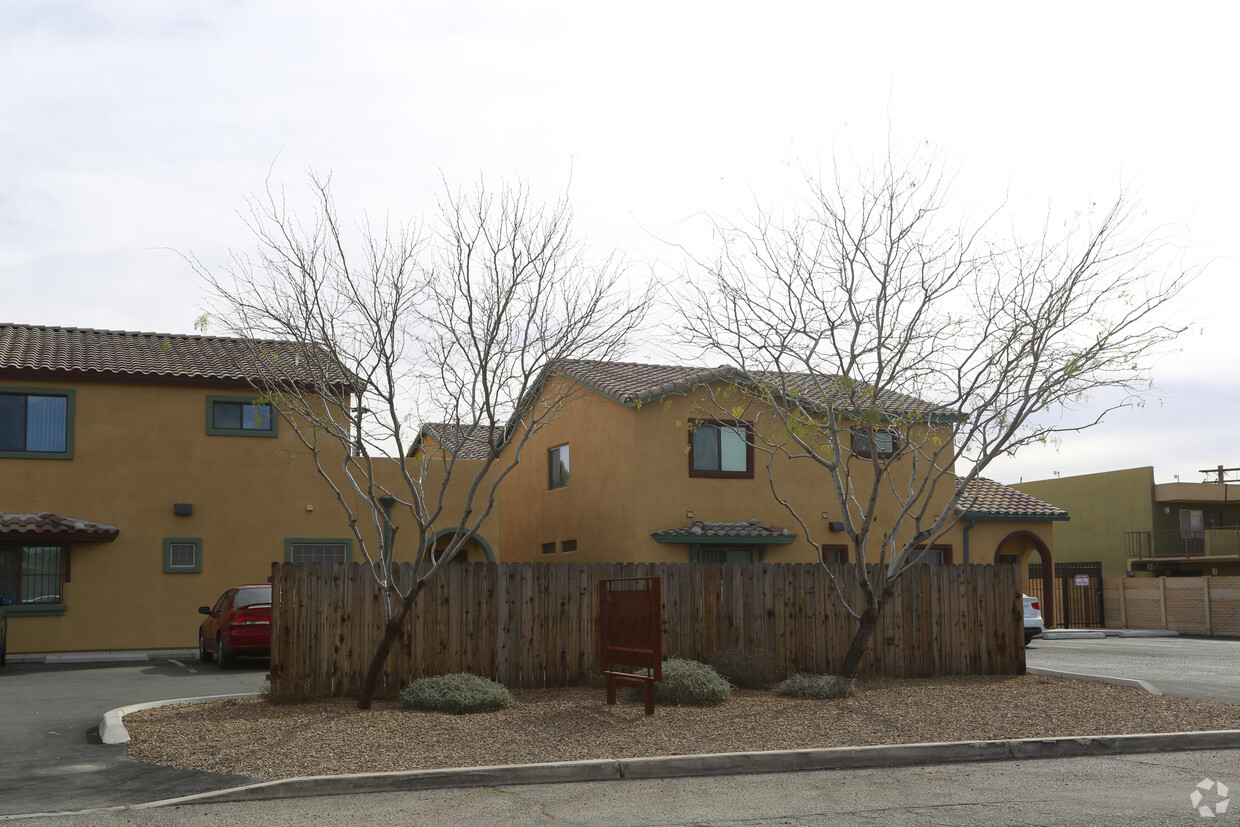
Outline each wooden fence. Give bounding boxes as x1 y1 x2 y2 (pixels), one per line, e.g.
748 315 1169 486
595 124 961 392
269 561 1024 694
1103 576 1240 636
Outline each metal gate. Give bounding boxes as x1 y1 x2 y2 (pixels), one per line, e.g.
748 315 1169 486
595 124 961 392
1027 562 1104 628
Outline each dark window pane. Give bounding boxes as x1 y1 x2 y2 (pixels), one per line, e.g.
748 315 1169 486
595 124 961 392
233 586 272 607
26 396 67 452
549 444 569 489
0 395 25 451
213 402 242 430
692 425 720 471
0 545 63 604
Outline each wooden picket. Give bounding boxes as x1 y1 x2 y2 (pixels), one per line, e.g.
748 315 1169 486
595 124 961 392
267 561 1024 695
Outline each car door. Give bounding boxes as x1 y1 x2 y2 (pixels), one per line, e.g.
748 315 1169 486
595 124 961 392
204 589 234 649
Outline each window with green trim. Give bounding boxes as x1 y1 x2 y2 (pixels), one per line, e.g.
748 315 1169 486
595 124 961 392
0 387 75 459
0 543 65 607
163 537 202 573
285 538 352 564
207 395 277 437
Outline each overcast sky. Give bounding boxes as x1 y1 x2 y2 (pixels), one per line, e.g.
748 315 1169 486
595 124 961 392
2 1 1234 486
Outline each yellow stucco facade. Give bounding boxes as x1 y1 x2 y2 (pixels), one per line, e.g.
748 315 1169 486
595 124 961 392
2 343 1060 653
495 378 1054 571
1 376 374 653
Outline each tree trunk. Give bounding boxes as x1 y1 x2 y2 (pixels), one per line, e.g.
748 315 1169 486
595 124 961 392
356 582 424 710
837 606 879 680
836 582 894 680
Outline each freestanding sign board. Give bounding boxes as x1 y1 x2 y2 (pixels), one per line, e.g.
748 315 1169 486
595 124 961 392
598 576 662 715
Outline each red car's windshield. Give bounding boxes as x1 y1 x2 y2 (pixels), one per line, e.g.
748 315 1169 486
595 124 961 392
234 587 271 608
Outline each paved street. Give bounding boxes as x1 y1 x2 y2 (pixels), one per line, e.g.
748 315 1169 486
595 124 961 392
0 656 267 816
1027 635 1240 704
9 748 1240 826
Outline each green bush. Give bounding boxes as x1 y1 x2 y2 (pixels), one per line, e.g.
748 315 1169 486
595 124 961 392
706 647 787 689
772 673 856 700
627 658 731 706
398 673 515 714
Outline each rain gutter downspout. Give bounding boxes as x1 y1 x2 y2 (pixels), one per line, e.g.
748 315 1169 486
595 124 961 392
962 519 976 564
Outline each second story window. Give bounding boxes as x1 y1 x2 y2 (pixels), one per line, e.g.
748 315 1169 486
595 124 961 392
548 443 570 489
0 388 74 459
207 395 277 437
852 428 898 459
689 420 753 478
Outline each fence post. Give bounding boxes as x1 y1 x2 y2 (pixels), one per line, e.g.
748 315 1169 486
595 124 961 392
1118 577 1127 629
1203 575 1213 636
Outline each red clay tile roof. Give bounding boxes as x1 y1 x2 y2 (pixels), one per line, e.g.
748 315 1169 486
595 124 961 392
958 478 1068 520
652 519 797 541
415 423 503 460
0 512 119 542
0 324 349 387
553 359 952 418
555 359 732 406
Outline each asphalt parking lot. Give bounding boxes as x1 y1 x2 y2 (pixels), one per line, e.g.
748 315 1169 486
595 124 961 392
1027 635 1240 704
0 655 267 816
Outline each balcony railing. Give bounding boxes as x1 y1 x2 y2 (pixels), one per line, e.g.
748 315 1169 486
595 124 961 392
1125 526 1240 559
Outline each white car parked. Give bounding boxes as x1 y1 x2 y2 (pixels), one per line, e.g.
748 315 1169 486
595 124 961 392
1023 594 1044 646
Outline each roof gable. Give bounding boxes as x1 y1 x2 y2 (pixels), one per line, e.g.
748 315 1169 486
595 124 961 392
413 422 502 460
958 478 1069 521
553 358 953 419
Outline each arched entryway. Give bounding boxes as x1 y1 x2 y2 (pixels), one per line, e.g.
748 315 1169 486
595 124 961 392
994 530 1054 629
426 529 496 564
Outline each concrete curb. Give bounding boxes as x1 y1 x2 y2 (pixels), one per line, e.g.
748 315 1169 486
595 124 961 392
1037 629 1179 640
99 693 258 745
9 649 197 665
133 729 1240 807
1027 666 1163 696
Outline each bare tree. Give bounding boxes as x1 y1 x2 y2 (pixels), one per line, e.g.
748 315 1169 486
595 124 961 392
195 173 649 708
676 151 1195 680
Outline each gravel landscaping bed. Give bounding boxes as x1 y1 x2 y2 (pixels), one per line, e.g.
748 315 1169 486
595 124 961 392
124 674 1240 780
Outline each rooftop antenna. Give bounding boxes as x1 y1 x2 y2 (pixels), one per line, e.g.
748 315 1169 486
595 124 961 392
1199 465 1240 483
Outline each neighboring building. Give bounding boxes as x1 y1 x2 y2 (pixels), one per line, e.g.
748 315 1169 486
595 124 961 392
0 324 360 653
1017 466 1240 579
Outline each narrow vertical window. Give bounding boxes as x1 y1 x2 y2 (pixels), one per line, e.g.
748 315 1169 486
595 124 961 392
548 444 570 489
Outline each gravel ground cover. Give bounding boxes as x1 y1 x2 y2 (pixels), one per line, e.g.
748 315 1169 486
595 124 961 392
124 675 1240 780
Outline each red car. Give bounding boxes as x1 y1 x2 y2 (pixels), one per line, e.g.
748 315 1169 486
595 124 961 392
198 584 272 667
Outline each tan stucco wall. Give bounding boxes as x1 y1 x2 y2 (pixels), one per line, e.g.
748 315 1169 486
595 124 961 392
2 377 389 653
496 380 999 566
395 444 500 563
498 385 639 562
1016 467 1155 579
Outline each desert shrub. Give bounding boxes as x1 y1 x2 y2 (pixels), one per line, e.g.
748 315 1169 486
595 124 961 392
772 673 856 700
627 658 731 706
706 647 787 689
398 673 515 714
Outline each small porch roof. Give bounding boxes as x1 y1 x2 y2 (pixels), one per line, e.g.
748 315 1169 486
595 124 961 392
652 518 796 545
0 512 120 542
